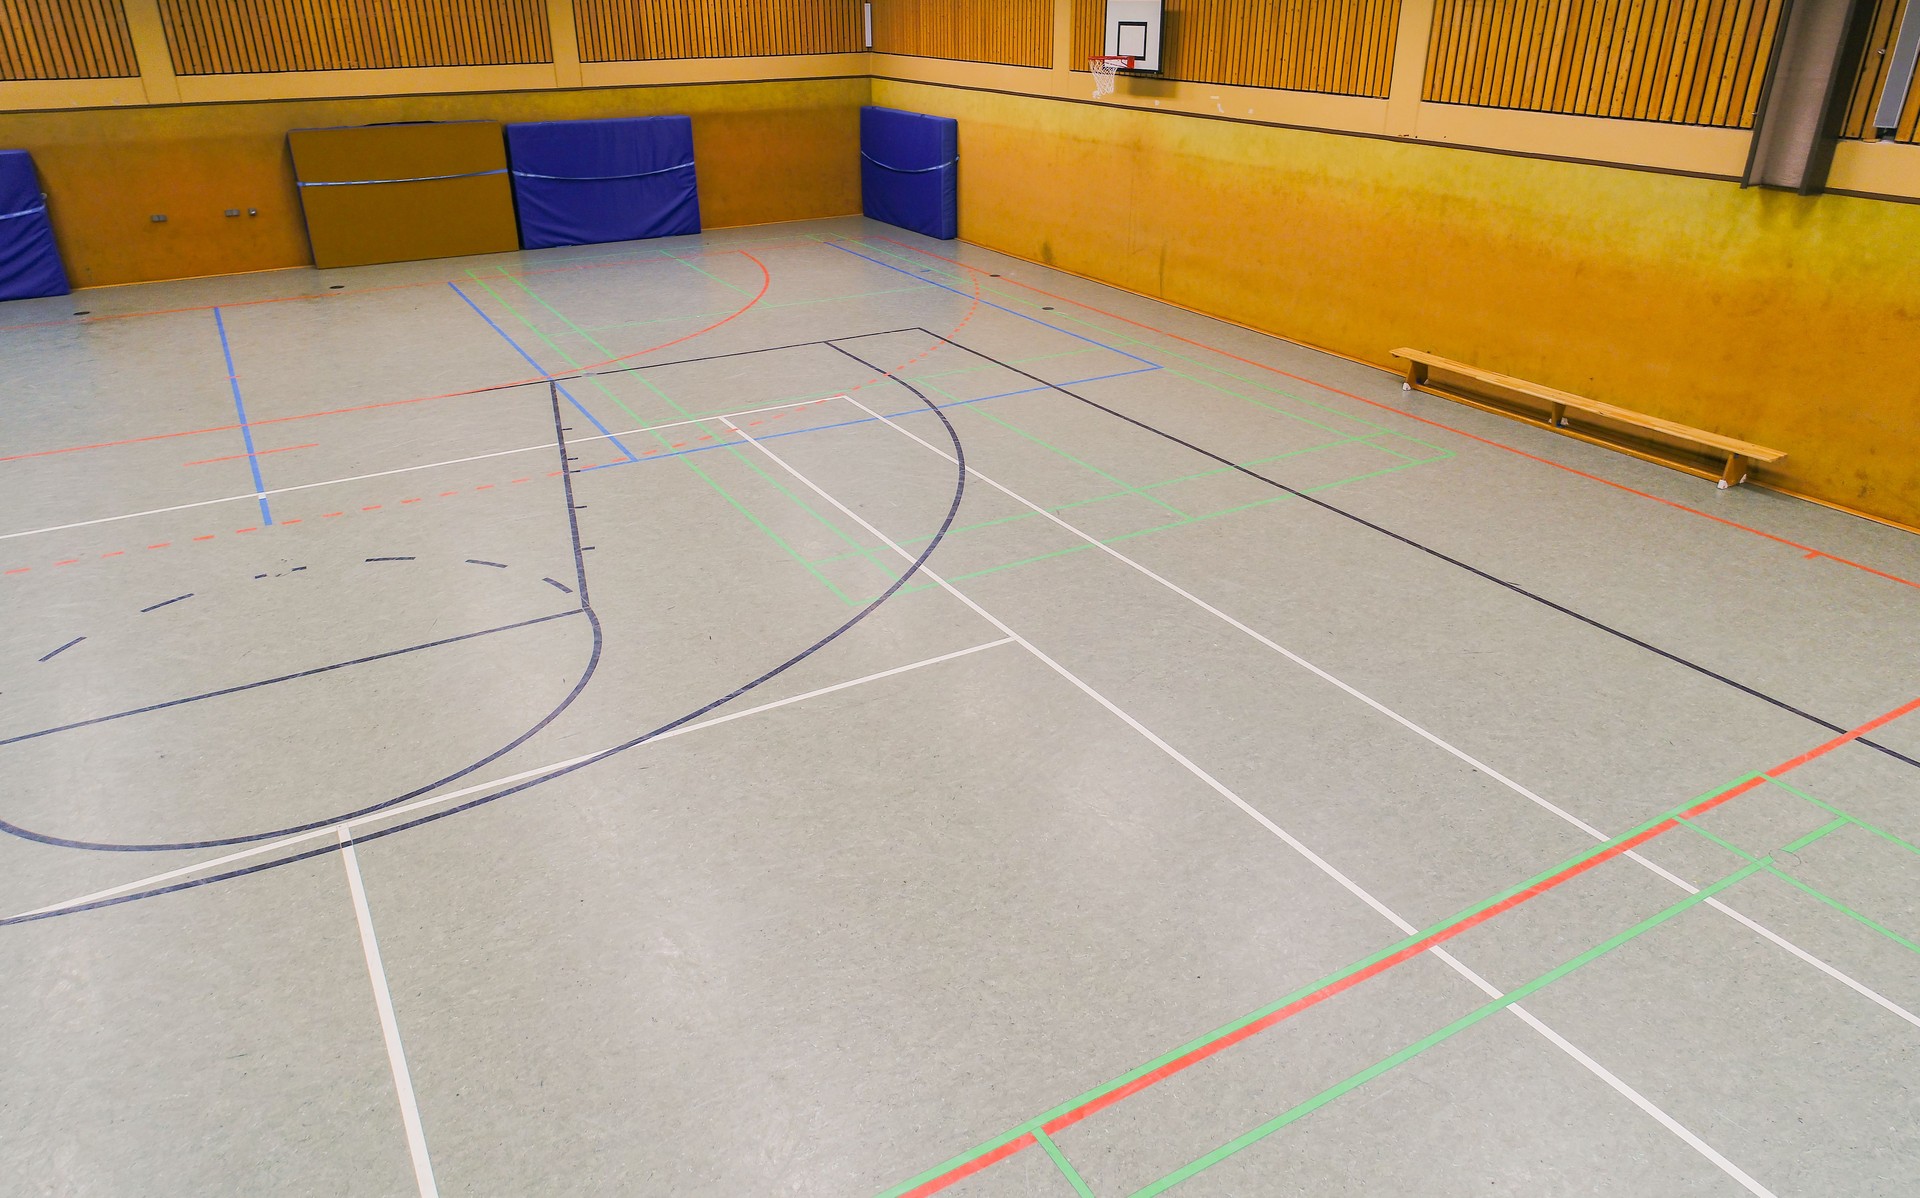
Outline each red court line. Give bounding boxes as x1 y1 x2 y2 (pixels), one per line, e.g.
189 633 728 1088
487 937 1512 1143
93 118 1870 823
905 691 1920 1194
183 443 316 467
901 1136 1036 1198
0 243 805 334
874 236 1920 594
0 252 774 465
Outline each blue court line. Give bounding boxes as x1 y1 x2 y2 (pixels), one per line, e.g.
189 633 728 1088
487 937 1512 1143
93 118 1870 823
827 241 1161 370
579 365 1161 473
212 308 274 526
448 282 639 463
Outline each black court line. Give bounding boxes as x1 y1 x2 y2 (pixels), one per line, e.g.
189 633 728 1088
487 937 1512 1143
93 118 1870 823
1 609 581 749
543 577 574 594
6 371 975 926
138 593 194 614
467 558 508 568
37 637 84 663
446 327 934 399
829 331 1920 774
0 387 607 854
365 556 415 562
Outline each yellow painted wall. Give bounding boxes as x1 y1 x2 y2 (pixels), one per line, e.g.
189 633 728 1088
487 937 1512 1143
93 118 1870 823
873 76 1920 527
0 75 865 286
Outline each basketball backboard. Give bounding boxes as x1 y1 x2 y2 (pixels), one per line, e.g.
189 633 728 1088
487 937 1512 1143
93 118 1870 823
1103 0 1164 74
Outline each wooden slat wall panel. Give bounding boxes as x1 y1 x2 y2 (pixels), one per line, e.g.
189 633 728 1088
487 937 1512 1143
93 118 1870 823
157 0 551 74
0 0 138 79
575 0 862 62
1423 0 1786 129
1841 0 1920 142
871 0 1052 68
1068 0 1398 98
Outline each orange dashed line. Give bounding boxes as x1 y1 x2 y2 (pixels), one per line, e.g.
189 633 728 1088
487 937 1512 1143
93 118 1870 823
322 512 345 518
192 535 215 542
511 478 530 484
100 550 124 558
441 490 461 496
697 435 711 441
280 518 302 525
748 421 762 427
147 542 171 549
362 504 383 511
234 527 257 534
54 558 79 566
474 484 493 490
401 497 423 503
671 442 686 449
5 567 30 575
547 470 564 476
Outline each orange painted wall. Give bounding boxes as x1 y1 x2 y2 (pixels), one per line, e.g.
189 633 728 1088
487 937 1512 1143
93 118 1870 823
0 75 865 286
873 76 1920 528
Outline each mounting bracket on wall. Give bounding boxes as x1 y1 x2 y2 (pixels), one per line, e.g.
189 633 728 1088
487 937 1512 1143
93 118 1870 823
1741 0 1881 194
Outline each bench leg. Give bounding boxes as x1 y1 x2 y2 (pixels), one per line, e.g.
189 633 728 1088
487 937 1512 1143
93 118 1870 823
1548 401 1567 428
1718 453 1749 489
1402 361 1428 391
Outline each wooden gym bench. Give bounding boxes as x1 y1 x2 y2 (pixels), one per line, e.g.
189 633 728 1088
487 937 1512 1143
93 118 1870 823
1390 348 1786 489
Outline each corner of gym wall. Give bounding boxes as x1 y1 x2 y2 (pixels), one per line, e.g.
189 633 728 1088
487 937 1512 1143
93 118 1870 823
869 75 1920 530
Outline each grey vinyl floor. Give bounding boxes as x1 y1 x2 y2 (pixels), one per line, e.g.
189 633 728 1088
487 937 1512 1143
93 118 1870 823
3 216 1919 1197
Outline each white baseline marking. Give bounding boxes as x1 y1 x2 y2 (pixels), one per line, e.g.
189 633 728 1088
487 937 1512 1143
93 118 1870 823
841 391 1920 1031
341 829 438 1198
8 637 1013 923
0 396 842 542
723 414 1777 1198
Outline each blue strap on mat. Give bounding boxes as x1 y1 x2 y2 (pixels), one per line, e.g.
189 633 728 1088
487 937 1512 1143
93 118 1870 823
296 168 508 187
0 150 69 302
860 106 958 240
505 116 701 250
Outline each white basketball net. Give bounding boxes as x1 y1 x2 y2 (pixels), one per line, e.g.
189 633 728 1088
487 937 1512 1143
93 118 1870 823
1091 56 1131 98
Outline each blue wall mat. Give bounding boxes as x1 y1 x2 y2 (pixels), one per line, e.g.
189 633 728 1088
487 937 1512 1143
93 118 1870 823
506 115 700 250
860 106 958 240
0 150 70 302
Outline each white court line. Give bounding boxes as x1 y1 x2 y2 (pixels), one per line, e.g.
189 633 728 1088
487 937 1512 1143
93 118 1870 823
840 392 1920 1032
7 637 1013 923
720 414 1777 1198
0 396 841 542
341 829 439 1198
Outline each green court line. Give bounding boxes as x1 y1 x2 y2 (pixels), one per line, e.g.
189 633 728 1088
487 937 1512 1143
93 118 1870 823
873 771 1767 1198
1129 859 1768 1196
505 229 810 277
1678 814 1920 957
808 488 1139 565
1762 778 1920 859
576 286 925 333
908 346 1113 384
810 399 1449 597
968 405 1188 518
1033 1128 1097 1198
466 268 866 602
531 280 880 578
1780 817 1855 856
663 248 751 295
845 453 1449 607
847 238 1450 459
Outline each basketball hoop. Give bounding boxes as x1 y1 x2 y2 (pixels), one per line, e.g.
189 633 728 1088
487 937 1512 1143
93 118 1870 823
1090 55 1135 98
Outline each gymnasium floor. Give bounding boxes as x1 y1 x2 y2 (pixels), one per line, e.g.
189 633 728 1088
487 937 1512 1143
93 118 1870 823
3 215 1918 1197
